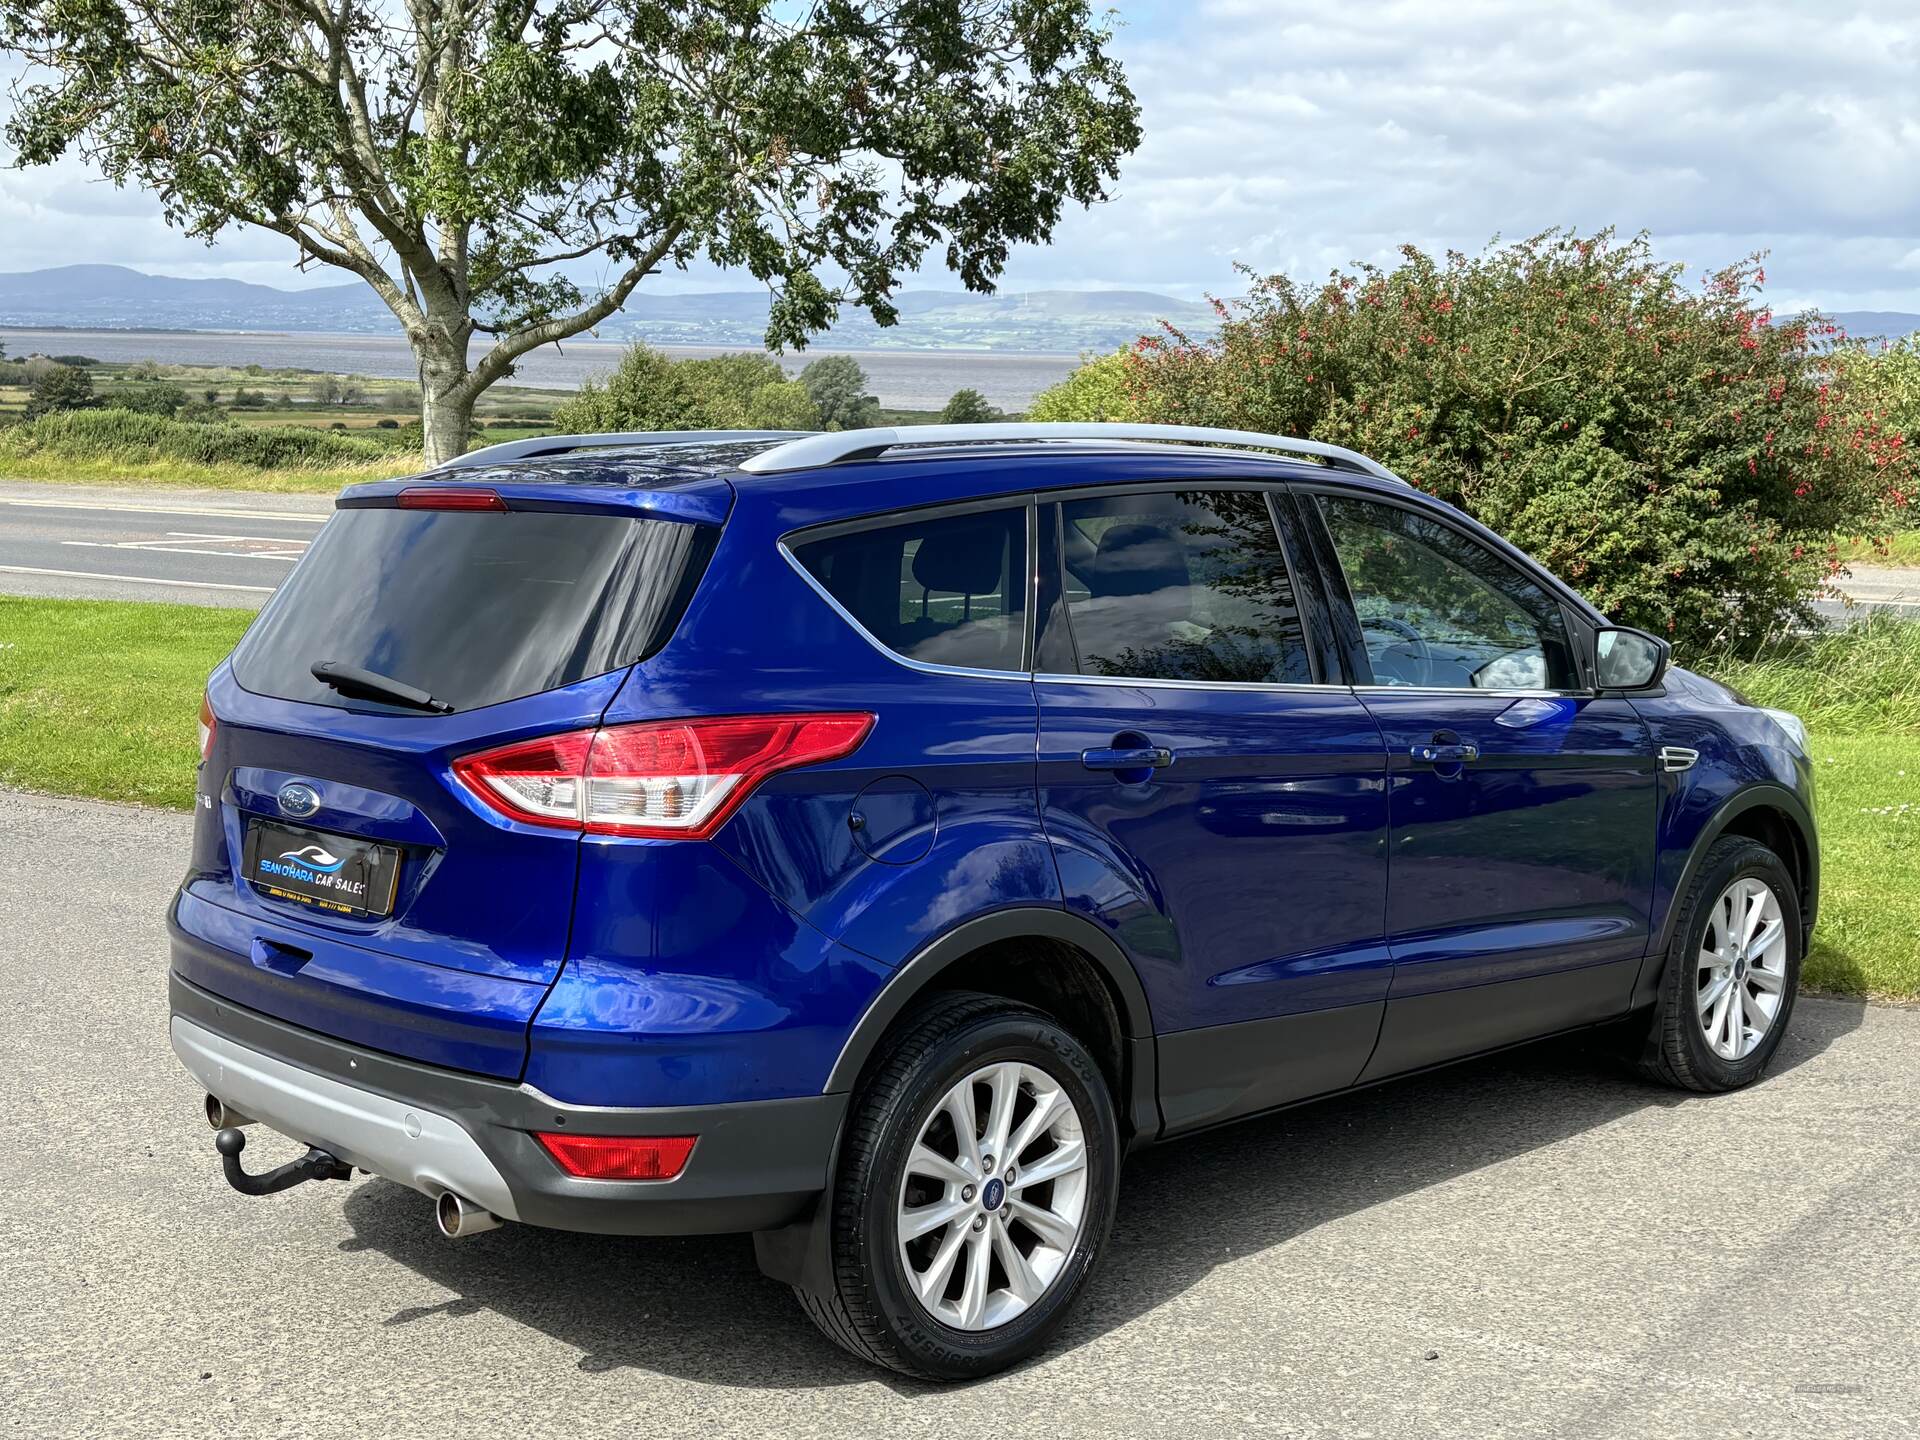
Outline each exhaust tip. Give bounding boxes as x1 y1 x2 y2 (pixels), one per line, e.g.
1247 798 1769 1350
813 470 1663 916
205 1094 253 1130
435 1190 501 1239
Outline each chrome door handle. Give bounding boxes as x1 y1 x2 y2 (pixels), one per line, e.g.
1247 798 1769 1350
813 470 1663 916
1081 746 1175 772
1411 742 1480 764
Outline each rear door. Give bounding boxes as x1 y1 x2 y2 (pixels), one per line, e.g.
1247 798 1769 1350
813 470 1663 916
1031 484 1391 1134
1300 488 1656 1079
177 495 715 1076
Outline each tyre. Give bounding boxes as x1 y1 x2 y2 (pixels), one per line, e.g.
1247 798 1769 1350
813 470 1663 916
1632 835 1803 1093
794 990 1120 1380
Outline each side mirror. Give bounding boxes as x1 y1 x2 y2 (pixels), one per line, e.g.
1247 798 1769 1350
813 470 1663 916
1594 626 1669 690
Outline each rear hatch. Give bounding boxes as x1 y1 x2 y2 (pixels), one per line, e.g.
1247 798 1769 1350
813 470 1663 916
174 478 723 1078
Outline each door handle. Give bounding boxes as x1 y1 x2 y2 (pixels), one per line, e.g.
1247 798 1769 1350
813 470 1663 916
1411 742 1480 765
1081 745 1175 772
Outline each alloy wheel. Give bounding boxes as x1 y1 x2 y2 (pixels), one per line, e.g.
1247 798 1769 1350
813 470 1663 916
1697 876 1789 1061
895 1060 1090 1331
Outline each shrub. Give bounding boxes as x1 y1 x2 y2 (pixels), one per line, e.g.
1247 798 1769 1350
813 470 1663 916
47 353 97 367
940 387 1002 424
115 383 189 419
0 408 393 469
24 364 97 418
1080 230 1912 649
376 417 400 429
1027 349 1133 422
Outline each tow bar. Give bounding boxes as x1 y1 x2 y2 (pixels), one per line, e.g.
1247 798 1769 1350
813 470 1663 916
214 1126 353 1196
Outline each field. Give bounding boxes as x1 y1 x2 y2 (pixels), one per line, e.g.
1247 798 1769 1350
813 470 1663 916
2 594 1915 999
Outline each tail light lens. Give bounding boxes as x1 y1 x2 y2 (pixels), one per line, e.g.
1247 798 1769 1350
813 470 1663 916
535 1132 696 1181
452 712 874 840
396 486 508 511
197 692 217 763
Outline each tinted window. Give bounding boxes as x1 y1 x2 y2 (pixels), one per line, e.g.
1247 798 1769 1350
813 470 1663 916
794 505 1027 672
232 508 710 712
1318 494 1578 690
1056 490 1311 684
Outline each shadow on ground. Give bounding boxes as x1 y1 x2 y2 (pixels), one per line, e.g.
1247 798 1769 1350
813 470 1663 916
338 996 1866 1393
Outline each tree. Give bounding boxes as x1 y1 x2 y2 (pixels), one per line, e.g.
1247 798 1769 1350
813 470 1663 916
1 3 1139 466
551 343 822 432
1061 230 1913 649
801 355 882 431
24 364 96 418
940 387 1002 424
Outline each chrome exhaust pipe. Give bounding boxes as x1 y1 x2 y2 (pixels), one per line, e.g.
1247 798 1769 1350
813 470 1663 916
205 1093 255 1130
435 1190 502 1239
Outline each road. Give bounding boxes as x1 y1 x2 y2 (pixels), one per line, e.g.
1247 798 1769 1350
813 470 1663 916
1 479 1918 620
0 481 328 609
1 786 1915 1439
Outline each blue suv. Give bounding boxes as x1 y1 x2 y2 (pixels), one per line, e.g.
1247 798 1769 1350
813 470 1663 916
171 423 1818 1379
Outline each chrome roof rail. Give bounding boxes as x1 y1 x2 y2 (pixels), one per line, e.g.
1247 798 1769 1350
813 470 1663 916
735 423 1411 485
436 429 808 471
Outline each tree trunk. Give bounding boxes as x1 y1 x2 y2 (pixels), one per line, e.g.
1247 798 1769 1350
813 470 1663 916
414 313 476 469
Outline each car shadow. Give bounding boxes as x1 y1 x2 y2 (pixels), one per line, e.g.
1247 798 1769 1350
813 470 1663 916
337 995 1865 1393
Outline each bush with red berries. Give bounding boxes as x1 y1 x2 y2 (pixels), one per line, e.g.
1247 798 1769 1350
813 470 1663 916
1041 230 1913 649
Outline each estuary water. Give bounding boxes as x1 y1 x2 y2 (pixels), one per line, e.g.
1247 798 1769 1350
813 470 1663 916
0 327 1083 411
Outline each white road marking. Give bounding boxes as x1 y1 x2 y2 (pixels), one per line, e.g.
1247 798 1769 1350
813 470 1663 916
61 536 305 562
0 563 276 594
0 496 327 523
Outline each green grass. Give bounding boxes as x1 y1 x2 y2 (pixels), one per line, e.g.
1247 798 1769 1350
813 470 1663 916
1 597 1916 997
1702 614 1920 998
0 597 249 807
1839 529 1920 567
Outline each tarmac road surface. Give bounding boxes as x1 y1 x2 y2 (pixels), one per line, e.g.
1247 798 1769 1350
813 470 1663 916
1 786 1916 1438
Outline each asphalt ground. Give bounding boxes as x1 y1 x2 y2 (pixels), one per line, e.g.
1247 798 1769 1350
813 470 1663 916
1 786 1915 1438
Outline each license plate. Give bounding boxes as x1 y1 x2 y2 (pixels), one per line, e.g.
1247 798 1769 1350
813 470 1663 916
242 821 402 919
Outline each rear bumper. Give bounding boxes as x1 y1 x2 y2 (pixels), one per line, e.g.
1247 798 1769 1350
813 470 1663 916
170 972 846 1235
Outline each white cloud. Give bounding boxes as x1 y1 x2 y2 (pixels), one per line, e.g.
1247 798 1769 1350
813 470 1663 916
3 1 1918 310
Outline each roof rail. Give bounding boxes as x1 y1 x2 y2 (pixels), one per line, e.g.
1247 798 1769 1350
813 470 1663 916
735 423 1410 485
436 429 808 472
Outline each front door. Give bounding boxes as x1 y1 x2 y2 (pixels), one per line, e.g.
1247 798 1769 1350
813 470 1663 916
1031 485 1391 1134
1304 490 1657 1079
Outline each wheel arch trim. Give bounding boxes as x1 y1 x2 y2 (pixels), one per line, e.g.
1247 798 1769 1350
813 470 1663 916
1635 782 1818 1008
822 907 1157 1111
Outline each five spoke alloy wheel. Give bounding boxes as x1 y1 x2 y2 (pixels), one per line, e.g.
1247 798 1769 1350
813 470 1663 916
1696 876 1789 1061
896 1061 1089 1331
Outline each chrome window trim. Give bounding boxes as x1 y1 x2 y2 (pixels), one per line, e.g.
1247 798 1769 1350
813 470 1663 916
1034 672 1352 695
1350 684 1598 700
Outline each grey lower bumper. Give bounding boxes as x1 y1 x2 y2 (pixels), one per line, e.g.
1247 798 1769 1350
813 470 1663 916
170 972 847 1236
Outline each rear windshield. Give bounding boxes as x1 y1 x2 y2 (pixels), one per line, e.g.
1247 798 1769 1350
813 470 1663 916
231 507 712 713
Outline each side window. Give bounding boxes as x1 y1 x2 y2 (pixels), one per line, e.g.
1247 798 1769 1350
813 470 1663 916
1317 494 1578 691
1054 490 1312 684
794 505 1027 672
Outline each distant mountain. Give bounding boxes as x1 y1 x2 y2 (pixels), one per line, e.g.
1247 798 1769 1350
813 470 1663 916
0 264 1212 354
1826 312 1920 342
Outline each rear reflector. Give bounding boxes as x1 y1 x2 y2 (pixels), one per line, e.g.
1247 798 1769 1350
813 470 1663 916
396 486 508 511
452 712 874 840
198 691 217 763
535 1132 696 1181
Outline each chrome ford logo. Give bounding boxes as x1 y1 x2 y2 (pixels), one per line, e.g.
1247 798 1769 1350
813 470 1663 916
277 782 321 819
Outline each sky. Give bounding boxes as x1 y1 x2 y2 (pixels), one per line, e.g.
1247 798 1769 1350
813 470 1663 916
2 0 1918 315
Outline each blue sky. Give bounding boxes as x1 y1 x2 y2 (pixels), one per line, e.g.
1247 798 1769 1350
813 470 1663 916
3 0 1918 314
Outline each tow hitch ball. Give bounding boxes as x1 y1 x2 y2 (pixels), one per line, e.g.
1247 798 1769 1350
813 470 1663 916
215 1126 352 1196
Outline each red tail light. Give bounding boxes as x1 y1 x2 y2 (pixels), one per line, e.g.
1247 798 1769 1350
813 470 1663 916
396 486 508 511
197 691 217 763
535 1132 695 1180
452 713 874 840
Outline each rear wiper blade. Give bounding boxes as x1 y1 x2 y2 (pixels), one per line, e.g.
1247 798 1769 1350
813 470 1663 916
310 661 454 714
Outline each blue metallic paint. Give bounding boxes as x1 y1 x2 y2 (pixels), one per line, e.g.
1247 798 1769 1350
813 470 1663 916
171 445 1820 1147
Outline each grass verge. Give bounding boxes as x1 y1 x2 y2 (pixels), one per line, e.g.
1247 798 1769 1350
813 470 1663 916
1 597 1916 997
0 597 249 807
1839 529 1920 567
